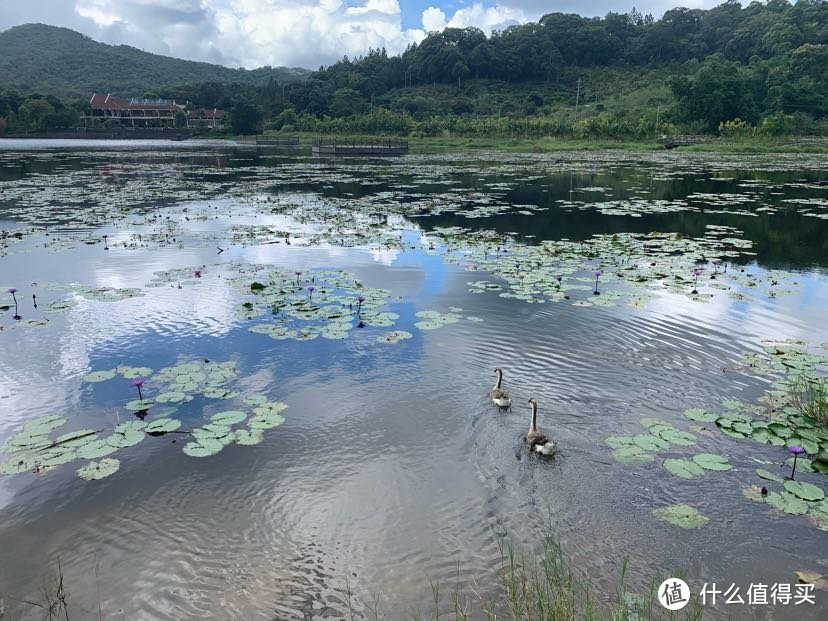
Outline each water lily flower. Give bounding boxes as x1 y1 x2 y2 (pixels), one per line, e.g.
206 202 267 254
787 445 806 479
593 270 602 295
307 285 315 299
295 271 302 285
9 288 20 319
691 267 704 294
131 378 146 401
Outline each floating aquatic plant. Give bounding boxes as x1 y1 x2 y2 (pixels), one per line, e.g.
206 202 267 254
131 378 146 401
788 445 807 480
77 458 120 480
592 270 602 295
691 267 703 295
653 504 709 529
9 288 20 320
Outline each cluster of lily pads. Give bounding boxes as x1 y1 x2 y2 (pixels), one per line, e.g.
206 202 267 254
613 339 828 531
429 226 789 309
0 359 288 480
1 283 144 330
607 418 731 474
225 265 480 343
2 148 826 261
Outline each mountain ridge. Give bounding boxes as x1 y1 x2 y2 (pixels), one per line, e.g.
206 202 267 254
0 23 309 99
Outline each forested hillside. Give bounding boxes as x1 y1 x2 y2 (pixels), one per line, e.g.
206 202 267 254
262 0 826 137
1 2 826 139
0 23 309 97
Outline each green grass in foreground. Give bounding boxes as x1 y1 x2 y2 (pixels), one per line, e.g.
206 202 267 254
347 536 704 620
0 537 704 620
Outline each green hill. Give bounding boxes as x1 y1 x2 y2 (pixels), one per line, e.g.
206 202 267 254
0 23 309 98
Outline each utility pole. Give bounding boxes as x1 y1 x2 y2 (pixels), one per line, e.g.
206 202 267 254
574 77 581 120
654 104 661 138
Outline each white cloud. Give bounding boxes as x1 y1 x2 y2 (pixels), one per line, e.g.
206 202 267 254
444 3 526 32
0 1 777 70
422 7 447 33
211 0 425 68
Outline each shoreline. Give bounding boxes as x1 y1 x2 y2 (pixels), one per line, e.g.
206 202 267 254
2 132 827 154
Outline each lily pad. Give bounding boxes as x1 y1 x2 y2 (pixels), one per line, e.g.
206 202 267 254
249 413 286 430
658 429 697 446
183 441 222 457
23 415 67 435
0 457 34 474
783 480 825 501
125 399 154 411
155 391 188 403
83 369 116 383
605 436 635 449
77 458 120 480
146 418 182 434
683 408 718 422
377 330 413 344
653 504 709 529
117 366 153 379
612 445 653 464
235 429 265 445
743 485 766 501
692 453 733 471
210 411 247 425
633 433 669 451
77 439 118 460
756 468 784 482
663 458 704 479
765 491 809 515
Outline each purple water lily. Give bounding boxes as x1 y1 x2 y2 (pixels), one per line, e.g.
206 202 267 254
692 267 704 294
356 295 366 316
593 270 602 295
9 288 20 320
307 285 315 299
295 271 302 285
787 445 806 480
710 257 721 276
131 378 146 401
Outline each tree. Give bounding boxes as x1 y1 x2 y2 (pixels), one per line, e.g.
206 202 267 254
228 100 263 134
17 98 55 132
330 88 366 117
452 61 470 89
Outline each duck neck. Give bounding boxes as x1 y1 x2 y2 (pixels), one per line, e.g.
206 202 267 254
530 403 538 432
494 371 502 390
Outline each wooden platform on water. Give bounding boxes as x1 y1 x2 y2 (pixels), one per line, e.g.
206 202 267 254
312 138 408 157
236 135 300 147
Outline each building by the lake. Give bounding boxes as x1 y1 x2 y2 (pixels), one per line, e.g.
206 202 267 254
84 93 224 129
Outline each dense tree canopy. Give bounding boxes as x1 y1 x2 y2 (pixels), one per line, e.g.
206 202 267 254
1 2 825 137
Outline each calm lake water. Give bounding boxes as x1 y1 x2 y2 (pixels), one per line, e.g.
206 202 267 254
0 140 827 620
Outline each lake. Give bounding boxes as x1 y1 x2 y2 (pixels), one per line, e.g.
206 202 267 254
0 140 827 620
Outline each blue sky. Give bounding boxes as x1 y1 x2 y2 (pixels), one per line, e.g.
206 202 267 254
0 1 730 69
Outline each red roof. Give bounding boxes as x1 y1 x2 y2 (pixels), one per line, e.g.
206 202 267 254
89 93 181 112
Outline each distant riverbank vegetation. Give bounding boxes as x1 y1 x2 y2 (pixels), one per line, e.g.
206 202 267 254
0 1 825 141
